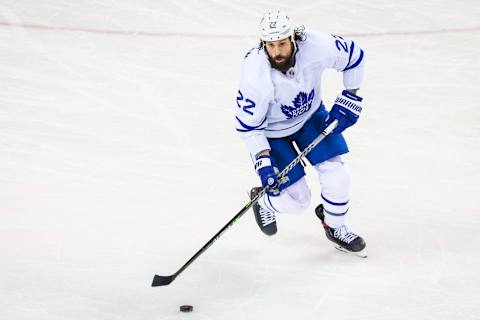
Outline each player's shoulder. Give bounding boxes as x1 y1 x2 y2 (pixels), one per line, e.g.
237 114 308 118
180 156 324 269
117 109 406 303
299 30 336 51
297 30 343 63
239 45 271 83
241 45 268 71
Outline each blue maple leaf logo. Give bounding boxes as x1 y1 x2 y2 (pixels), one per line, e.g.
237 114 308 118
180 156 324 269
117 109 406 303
293 91 309 109
280 89 315 119
280 104 296 119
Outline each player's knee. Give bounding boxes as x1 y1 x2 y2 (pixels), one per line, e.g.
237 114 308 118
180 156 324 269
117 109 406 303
283 177 312 212
265 177 311 213
315 156 351 197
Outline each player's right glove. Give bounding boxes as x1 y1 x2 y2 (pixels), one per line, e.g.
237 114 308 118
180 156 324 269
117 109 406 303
326 90 363 134
254 155 282 195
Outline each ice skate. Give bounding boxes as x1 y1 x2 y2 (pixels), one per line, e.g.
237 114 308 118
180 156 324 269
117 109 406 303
250 187 277 236
315 204 367 258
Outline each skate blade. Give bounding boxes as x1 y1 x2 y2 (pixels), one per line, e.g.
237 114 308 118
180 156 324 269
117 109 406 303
334 245 367 258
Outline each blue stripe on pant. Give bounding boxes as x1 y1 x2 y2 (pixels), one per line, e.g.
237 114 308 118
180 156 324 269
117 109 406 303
324 208 349 216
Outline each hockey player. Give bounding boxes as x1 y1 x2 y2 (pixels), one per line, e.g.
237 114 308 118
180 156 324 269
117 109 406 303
235 9 366 254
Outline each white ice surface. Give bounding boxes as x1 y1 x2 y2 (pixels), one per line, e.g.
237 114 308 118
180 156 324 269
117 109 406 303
1 1 479 319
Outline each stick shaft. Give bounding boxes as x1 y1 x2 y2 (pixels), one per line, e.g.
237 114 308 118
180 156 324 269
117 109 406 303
152 120 337 286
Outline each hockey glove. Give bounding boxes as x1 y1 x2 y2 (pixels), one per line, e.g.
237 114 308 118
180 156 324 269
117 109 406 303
254 155 284 196
326 90 363 134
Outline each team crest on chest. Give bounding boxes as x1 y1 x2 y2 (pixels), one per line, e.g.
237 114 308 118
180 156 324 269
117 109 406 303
280 89 315 119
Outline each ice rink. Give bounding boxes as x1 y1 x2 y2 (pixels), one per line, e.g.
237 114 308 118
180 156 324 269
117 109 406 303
1 1 479 319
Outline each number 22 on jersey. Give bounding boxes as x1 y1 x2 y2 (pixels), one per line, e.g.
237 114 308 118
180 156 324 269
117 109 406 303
236 90 256 115
332 34 349 53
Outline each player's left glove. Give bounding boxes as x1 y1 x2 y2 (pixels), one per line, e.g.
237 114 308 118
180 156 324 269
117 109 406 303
326 90 363 134
254 155 286 196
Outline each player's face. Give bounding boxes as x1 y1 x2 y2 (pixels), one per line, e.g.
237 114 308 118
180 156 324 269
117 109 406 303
265 39 294 69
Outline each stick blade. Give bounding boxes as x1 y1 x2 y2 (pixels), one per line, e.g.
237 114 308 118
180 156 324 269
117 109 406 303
151 274 175 287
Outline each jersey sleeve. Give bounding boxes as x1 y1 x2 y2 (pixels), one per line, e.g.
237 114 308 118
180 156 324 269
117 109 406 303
235 49 274 156
309 32 366 89
332 34 365 89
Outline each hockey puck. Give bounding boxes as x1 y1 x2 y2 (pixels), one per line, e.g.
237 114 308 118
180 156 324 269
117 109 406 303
180 305 193 312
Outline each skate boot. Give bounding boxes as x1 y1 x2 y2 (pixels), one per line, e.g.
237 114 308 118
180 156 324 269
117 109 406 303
315 204 366 257
250 187 277 236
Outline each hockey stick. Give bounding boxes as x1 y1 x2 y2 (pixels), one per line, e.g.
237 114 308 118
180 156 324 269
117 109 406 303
151 119 338 287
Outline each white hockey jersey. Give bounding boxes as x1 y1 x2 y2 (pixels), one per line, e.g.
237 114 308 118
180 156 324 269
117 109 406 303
235 31 365 156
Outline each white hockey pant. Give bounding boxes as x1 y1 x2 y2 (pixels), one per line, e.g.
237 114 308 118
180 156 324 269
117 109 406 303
258 156 351 228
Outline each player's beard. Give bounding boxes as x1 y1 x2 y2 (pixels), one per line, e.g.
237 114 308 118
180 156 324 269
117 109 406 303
267 50 294 73
268 54 293 72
